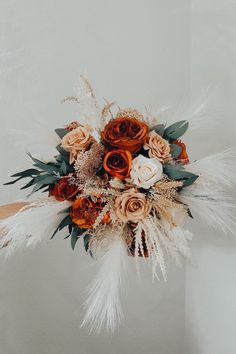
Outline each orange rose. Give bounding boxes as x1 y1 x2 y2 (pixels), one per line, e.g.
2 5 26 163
103 150 132 180
173 140 189 164
70 197 110 229
49 178 79 201
101 115 149 153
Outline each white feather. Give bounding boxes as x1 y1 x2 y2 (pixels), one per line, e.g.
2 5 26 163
81 235 128 334
9 120 60 162
180 183 236 236
184 87 219 132
187 146 236 188
161 224 193 267
74 75 101 130
0 199 70 256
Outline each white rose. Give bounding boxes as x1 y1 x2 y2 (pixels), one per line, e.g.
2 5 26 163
130 155 163 189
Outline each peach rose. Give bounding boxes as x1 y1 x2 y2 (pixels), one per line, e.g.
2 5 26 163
114 188 151 222
144 130 171 162
61 126 94 164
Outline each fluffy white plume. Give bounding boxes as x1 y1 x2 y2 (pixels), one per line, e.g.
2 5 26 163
74 75 101 130
134 217 193 281
187 146 236 188
180 186 236 236
179 146 236 235
81 235 128 334
9 121 60 163
0 199 70 256
183 93 217 132
160 223 193 267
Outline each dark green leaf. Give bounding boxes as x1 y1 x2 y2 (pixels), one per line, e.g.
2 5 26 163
28 175 58 195
187 209 194 218
152 124 165 137
28 153 60 174
55 128 69 139
71 228 79 250
56 145 70 164
11 169 40 178
51 214 72 239
83 234 92 252
60 161 67 175
164 120 189 141
4 176 23 185
170 143 182 159
182 175 199 187
20 178 36 190
35 175 58 185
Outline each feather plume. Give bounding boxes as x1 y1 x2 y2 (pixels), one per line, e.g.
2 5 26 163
187 146 236 188
8 121 60 163
160 222 193 267
81 235 128 334
179 147 236 235
0 199 70 256
180 186 236 236
133 216 192 281
74 75 101 130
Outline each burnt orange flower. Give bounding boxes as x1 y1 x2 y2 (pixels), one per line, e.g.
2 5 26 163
173 140 189 164
70 197 110 229
101 116 149 153
103 150 132 180
49 178 79 201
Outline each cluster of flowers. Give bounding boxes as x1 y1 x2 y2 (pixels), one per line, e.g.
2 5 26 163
3 77 236 334
7 105 198 265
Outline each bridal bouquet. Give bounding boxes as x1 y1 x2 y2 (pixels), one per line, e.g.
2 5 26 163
1 76 235 333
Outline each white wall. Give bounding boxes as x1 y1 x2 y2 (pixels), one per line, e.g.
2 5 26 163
0 1 190 354
185 1 236 353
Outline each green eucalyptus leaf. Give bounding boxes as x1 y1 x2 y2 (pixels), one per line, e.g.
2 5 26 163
71 228 79 250
182 175 199 187
55 128 69 139
28 175 58 195
163 164 198 187
4 176 23 185
60 161 68 175
151 124 165 137
164 120 189 141
56 145 70 164
83 234 92 253
36 175 58 185
51 214 72 239
28 153 60 174
20 178 36 190
11 169 40 178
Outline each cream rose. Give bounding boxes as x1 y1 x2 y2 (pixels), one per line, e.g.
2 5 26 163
144 130 171 162
130 155 163 189
114 188 151 222
61 126 94 164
